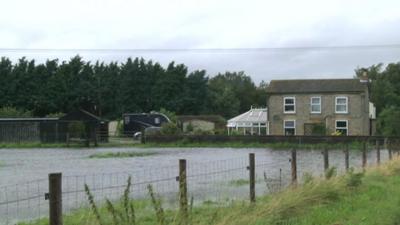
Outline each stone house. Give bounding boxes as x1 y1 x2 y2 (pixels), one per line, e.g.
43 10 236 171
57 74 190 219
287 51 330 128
266 79 376 136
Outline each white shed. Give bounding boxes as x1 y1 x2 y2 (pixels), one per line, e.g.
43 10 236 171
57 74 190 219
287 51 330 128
227 108 269 135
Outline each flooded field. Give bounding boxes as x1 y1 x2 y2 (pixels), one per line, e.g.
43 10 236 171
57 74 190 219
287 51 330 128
0 147 390 224
0 147 389 185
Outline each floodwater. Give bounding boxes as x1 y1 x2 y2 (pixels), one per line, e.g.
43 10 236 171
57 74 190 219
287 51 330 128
0 147 390 224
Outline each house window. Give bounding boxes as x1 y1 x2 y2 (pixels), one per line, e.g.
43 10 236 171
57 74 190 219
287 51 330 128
310 97 321 113
284 97 296 113
284 120 296 136
335 97 348 114
335 120 348 136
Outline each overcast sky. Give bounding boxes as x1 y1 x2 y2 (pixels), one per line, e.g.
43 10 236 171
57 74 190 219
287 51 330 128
1 0 400 83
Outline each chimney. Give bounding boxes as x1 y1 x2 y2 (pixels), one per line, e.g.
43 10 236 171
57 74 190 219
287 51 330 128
360 71 369 83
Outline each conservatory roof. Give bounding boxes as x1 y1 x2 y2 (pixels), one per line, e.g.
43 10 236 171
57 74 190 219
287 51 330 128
227 108 267 127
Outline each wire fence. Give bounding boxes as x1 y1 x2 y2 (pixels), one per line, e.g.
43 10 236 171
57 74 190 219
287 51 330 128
0 145 397 225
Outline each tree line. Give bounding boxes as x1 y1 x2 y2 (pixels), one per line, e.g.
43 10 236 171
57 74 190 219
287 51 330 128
1 55 399 135
0 56 267 120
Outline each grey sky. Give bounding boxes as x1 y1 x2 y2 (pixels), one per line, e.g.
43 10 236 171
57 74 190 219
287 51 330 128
1 0 400 83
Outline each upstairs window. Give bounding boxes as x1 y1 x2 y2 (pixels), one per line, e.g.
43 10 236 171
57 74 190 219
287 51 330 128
284 120 296 136
335 120 348 136
284 97 296 113
335 96 348 114
310 97 321 113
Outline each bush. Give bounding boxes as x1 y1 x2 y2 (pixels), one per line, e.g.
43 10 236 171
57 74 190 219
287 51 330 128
186 122 194 133
160 122 181 135
229 129 242 135
302 172 314 184
193 129 214 135
377 106 400 136
325 167 337 180
0 107 32 118
159 108 177 123
115 120 124 136
312 123 326 136
214 128 227 135
346 168 364 188
45 112 66 118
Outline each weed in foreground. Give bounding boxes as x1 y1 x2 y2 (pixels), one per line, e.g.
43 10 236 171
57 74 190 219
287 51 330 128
85 176 137 225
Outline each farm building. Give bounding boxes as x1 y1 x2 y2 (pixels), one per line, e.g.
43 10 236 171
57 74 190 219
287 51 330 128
0 109 108 144
227 108 269 135
0 117 59 143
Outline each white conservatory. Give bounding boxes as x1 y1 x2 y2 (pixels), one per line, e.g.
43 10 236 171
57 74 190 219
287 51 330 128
227 107 269 135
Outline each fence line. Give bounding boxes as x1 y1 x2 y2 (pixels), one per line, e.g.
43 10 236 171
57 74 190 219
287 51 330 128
0 143 395 225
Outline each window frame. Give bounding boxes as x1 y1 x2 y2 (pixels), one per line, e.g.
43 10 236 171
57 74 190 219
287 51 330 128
335 120 348 136
310 96 321 114
335 96 348 114
283 120 296 135
283 97 296 114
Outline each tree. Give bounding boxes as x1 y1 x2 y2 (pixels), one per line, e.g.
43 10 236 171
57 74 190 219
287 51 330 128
377 107 400 136
0 55 267 122
209 87 240 118
182 70 209 115
208 71 259 115
152 62 187 113
355 62 400 134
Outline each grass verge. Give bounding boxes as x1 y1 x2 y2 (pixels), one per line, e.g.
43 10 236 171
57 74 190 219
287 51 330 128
89 151 157 159
138 140 370 150
1 140 372 150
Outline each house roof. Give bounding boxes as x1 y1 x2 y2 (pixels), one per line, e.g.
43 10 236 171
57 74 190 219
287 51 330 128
227 108 267 127
59 109 104 122
0 118 58 122
266 79 367 94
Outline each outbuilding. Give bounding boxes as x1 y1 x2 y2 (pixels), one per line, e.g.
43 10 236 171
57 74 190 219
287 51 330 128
227 108 269 135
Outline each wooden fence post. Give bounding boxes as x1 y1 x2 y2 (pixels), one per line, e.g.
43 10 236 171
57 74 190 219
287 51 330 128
249 153 256 203
66 133 70 147
179 159 188 223
323 147 329 172
93 127 98 147
291 149 297 185
376 139 381 165
362 142 367 169
49 173 62 225
344 144 350 172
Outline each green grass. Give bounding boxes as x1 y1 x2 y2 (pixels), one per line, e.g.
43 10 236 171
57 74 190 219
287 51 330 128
228 178 265 187
24 157 400 225
228 179 250 186
139 140 370 150
0 140 371 150
89 151 157 159
0 142 73 148
0 141 138 149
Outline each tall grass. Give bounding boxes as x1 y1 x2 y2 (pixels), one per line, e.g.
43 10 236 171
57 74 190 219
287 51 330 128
85 176 138 225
